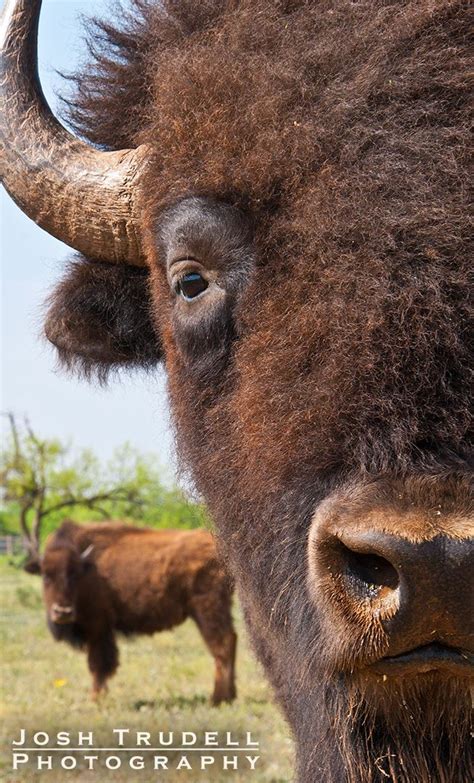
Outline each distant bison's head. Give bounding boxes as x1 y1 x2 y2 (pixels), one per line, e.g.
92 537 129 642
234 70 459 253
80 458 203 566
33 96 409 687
27 536 94 626
2 0 473 780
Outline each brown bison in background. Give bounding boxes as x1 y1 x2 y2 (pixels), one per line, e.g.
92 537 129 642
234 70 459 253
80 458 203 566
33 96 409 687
2 1 473 781
26 521 236 705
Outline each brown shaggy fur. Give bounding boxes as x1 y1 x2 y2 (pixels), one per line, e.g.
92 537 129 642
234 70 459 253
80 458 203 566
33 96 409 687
41 2 473 781
44 260 161 380
59 0 471 477
28 521 236 705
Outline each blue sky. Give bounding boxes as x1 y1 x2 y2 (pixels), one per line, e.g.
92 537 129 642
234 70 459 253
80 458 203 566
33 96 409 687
1 0 175 471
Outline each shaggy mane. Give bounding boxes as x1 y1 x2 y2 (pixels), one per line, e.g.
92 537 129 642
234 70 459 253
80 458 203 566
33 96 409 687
62 0 231 150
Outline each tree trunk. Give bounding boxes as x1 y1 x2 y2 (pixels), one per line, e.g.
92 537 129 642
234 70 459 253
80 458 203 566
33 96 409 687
30 507 42 558
19 505 34 555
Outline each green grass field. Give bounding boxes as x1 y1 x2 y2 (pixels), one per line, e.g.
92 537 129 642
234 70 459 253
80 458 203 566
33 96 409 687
0 559 293 782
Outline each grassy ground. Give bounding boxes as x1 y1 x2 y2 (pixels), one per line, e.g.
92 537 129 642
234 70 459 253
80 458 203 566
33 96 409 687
0 558 293 783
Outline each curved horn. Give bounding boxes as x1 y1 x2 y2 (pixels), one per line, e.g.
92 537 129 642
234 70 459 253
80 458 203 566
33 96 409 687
0 0 147 265
80 544 94 560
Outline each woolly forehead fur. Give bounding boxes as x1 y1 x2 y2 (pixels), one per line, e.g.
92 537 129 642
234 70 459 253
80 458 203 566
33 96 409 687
66 0 471 486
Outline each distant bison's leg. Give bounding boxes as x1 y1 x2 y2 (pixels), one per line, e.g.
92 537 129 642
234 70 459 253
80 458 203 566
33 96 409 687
210 628 237 706
190 596 237 706
86 631 119 700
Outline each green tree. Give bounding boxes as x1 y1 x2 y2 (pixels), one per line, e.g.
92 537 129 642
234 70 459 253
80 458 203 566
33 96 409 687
0 413 208 558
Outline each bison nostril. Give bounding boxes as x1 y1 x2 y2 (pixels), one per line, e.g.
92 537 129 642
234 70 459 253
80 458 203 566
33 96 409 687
52 604 73 615
309 533 402 624
340 545 399 594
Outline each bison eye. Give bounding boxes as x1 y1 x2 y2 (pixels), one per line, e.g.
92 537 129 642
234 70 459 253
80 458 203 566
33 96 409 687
176 272 209 301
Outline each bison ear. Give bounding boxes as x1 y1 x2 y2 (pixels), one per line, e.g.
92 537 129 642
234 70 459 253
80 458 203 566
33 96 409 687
24 556 42 575
44 259 162 380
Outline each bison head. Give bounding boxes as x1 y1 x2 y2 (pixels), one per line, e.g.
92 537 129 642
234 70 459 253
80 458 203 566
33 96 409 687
1 1 472 780
26 533 94 627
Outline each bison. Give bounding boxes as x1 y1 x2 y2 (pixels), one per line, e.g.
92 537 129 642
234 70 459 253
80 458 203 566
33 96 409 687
1 1 472 781
25 521 237 705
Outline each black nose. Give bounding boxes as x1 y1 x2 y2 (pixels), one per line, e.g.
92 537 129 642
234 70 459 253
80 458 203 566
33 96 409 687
313 528 474 653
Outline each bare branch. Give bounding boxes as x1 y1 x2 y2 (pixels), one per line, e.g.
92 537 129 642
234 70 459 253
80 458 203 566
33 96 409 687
88 505 112 519
3 411 22 467
24 416 47 502
43 490 143 517
24 416 41 448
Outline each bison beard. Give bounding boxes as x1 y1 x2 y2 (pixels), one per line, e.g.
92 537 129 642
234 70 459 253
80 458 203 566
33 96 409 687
2 0 472 781
47 618 86 650
312 678 472 783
